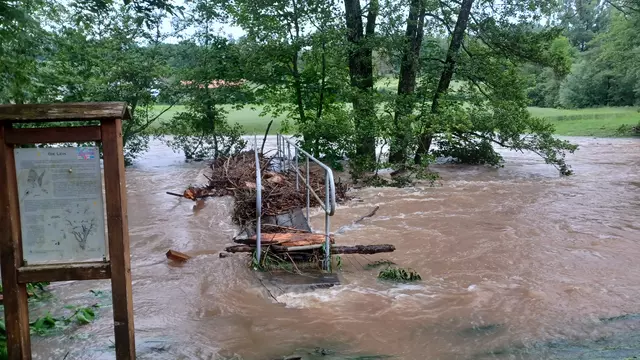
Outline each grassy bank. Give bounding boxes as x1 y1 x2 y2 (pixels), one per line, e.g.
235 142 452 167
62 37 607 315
150 104 287 135
529 106 640 137
150 104 640 137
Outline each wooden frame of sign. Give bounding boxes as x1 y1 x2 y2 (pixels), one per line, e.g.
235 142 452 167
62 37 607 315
0 102 135 360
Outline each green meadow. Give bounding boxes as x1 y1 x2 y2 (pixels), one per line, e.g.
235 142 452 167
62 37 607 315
150 104 640 138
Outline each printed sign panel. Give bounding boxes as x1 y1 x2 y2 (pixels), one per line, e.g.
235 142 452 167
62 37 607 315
14 147 107 264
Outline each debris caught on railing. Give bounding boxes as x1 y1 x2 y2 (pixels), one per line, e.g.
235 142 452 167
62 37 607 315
171 150 348 233
225 242 395 255
173 138 396 275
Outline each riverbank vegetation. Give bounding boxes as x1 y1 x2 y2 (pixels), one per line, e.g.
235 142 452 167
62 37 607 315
1 0 639 176
150 104 640 138
0 283 103 359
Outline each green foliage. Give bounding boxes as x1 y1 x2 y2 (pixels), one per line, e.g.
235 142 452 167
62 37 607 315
0 0 56 104
559 61 614 108
616 121 640 136
433 139 503 167
378 267 421 282
28 304 98 335
0 284 100 358
1 2 176 165
6 0 625 177
525 36 575 107
559 11 640 108
227 0 353 164
251 249 296 272
333 255 342 271
422 30 580 175
26 282 51 300
296 107 353 170
365 260 396 269
158 3 248 161
558 0 610 52
162 107 247 160
1 281 51 302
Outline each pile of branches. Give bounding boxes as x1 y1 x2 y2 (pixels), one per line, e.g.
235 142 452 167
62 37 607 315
191 151 348 230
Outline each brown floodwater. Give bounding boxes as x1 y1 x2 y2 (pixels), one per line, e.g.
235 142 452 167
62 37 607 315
28 136 640 359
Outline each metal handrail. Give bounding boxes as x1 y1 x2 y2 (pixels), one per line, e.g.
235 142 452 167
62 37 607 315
253 136 262 263
280 137 337 216
253 134 338 270
276 134 337 270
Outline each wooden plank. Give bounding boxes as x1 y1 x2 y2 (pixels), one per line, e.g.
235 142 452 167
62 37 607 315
0 124 32 360
101 119 136 360
244 233 335 245
280 239 329 247
5 126 101 144
224 244 396 255
0 102 131 122
166 250 191 262
17 262 111 283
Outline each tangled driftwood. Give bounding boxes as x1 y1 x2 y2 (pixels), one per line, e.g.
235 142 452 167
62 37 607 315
195 151 348 231
169 150 395 267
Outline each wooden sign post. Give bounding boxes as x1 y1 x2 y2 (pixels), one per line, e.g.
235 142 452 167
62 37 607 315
0 102 135 359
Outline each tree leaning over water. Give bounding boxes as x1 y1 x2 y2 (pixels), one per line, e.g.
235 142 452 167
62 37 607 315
15 0 640 174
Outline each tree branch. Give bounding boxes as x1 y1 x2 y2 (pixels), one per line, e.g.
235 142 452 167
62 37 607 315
424 57 446 64
467 76 491 100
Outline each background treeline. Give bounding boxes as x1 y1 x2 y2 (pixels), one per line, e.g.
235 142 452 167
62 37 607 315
1 0 638 177
524 0 640 109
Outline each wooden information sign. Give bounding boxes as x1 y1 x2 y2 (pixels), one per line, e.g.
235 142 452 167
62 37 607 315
0 102 135 359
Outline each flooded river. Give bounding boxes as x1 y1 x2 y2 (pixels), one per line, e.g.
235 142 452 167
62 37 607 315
30 136 640 359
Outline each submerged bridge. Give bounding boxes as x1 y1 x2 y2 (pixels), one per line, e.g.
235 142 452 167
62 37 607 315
249 134 341 294
216 134 395 297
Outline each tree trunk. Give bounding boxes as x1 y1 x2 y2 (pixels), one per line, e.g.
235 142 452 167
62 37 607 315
389 0 426 164
414 0 474 164
344 0 378 167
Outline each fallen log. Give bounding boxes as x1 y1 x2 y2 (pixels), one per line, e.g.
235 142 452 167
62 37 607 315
224 244 395 255
225 245 254 253
331 244 395 254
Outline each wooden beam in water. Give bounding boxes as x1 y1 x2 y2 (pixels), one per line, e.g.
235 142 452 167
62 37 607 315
240 232 335 245
224 244 395 254
331 244 395 254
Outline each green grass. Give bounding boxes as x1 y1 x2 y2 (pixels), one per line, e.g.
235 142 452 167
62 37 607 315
150 104 287 135
528 106 640 137
150 104 640 138
528 106 639 118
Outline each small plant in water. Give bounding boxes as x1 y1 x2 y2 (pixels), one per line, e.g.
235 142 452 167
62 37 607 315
0 284 101 357
366 260 396 269
251 248 309 273
378 267 421 281
333 255 342 271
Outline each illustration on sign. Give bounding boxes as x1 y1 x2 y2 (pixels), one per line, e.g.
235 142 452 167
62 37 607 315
14 147 106 264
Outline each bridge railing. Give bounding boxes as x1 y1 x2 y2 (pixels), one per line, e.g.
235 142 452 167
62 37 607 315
266 134 337 270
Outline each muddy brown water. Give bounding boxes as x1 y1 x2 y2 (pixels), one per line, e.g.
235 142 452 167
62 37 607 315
27 136 640 359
